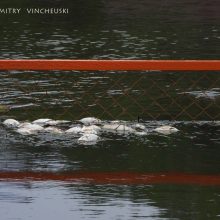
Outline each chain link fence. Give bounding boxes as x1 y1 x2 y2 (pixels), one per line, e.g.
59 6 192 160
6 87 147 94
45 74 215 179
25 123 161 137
1 69 220 122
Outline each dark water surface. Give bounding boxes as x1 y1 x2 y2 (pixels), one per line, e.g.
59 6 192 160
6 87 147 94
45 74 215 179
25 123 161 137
0 0 220 219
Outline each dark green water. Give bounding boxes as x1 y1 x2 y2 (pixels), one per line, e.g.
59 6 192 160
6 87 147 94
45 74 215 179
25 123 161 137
0 0 220 219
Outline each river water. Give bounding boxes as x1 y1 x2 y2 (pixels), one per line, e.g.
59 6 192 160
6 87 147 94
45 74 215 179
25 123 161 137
0 0 220 219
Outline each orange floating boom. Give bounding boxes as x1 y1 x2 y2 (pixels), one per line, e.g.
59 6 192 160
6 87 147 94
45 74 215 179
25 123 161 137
1 171 220 186
0 60 220 71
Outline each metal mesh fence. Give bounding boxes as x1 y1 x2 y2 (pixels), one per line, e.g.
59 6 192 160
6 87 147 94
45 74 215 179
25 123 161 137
1 70 220 121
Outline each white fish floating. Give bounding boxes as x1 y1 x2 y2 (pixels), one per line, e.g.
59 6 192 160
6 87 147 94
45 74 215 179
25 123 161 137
32 118 52 126
3 119 20 128
111 120 121 123
16 123 44 135
44 126 63 134
81 125 101 134
82 129 98 135
18 122 32 127
79 117 101 125
102 124 134 133
133 123 146 131
65 126 82 134
16 127 35 135
46 120 70 126
86 125 101 131
154 125 179 135
20 123 44 130
33 119 70 126
78 134 99 143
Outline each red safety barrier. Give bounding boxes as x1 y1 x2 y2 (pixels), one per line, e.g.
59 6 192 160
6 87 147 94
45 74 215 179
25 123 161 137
1 171 220 185
0 60 220 71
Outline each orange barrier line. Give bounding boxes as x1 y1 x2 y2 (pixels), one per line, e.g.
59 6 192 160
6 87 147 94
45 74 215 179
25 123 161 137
0 60 220 71
1 171 220 185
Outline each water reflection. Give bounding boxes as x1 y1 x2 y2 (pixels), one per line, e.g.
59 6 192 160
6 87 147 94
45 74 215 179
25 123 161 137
0 182 165 220
1 181 220 220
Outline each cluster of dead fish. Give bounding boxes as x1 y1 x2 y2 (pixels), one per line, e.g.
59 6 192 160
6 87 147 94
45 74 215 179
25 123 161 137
2 117 179 144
